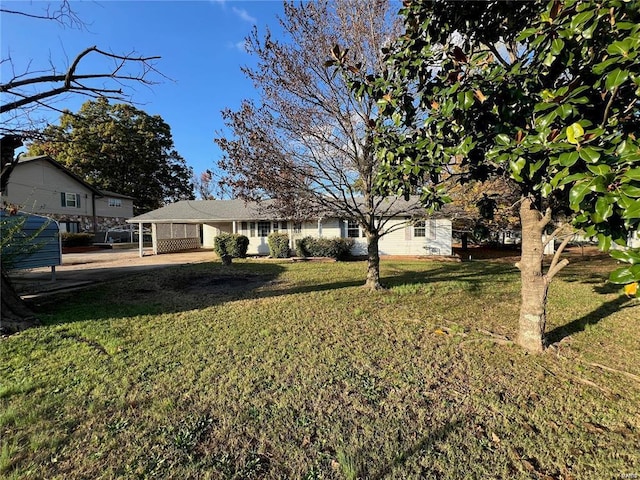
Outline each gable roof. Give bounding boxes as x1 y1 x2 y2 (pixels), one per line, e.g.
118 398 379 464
126 197 449 224
16 155 134 200
99 190 136 200
17 155 103 196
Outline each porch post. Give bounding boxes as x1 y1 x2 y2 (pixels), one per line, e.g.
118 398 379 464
152 223 158 255
138 222 144 257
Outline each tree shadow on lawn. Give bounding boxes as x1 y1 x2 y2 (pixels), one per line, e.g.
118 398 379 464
31 260 517 326
369 417 466 480
546 294 634 345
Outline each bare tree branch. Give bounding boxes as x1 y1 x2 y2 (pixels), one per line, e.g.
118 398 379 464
1 46 161 115
0 0 84 29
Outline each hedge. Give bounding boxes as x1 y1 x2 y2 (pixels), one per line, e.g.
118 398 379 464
267 232 290 258
294 236 354 260
61 232 93 247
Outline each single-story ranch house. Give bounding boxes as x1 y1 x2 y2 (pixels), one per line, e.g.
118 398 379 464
126 198 453 257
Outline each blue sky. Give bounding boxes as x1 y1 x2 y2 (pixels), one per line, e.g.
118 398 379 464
1 0 286 182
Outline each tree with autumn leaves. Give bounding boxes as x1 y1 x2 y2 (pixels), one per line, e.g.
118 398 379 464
216 1 425 290
339 0 639 352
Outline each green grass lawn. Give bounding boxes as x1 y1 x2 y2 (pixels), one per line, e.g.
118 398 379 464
1 256 639 479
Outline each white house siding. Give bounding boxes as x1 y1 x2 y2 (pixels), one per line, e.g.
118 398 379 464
318 218 342 238
130 200 453 256
205 220 301 255
203 218 349 256
301 217 453 256
192 217 453 256
332 218 452 257
202 223 232 248
378 218 452 256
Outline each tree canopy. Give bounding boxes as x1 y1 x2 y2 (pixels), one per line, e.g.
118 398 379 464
29 98 194 214
340 0 640 351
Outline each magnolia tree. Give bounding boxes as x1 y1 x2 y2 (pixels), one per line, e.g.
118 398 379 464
340 0 640 351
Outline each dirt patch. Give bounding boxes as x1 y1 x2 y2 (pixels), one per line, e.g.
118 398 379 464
170 273 265 294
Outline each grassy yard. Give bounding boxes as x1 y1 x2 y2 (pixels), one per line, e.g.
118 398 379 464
1 255 639 479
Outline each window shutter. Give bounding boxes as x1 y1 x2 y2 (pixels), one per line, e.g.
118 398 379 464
429 219 437 239
405 224 412 241
76 194 81 208
340 220 346 238
61 192 66 207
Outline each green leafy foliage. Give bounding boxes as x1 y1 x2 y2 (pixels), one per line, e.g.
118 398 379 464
608 247 640 297
267 232 290 258
340 0 640 284
294 236 354 260
28 98 194 214
213 234 249 259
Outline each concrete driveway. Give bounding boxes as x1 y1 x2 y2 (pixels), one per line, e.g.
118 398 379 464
10 248 216 298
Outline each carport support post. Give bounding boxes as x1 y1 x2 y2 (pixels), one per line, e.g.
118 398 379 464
138 222 144 257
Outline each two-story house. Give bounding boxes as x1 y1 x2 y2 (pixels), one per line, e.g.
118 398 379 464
3 155 134 236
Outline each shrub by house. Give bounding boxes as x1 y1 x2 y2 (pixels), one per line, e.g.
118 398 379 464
267 232 290 258
213 233 249 263
295 236 354 260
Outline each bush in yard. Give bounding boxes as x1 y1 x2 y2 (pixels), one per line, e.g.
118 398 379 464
61 232 93 247
267 232 290 258
294 238 309 258
214 233 249 264
295 236 354 261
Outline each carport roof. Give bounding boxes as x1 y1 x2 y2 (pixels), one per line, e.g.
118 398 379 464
126 199 280 223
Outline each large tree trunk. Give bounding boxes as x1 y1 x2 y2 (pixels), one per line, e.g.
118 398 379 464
1 268 40 335
364 231 383 290
515 198 570 353
517 198 549 352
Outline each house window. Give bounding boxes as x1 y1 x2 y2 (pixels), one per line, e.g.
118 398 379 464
257 221 271 237
271 221 287 233
108 198 122 207
61 192 81 208
59 221 80 233
293 222 302 234
347 220 360 238
414 220 426 237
